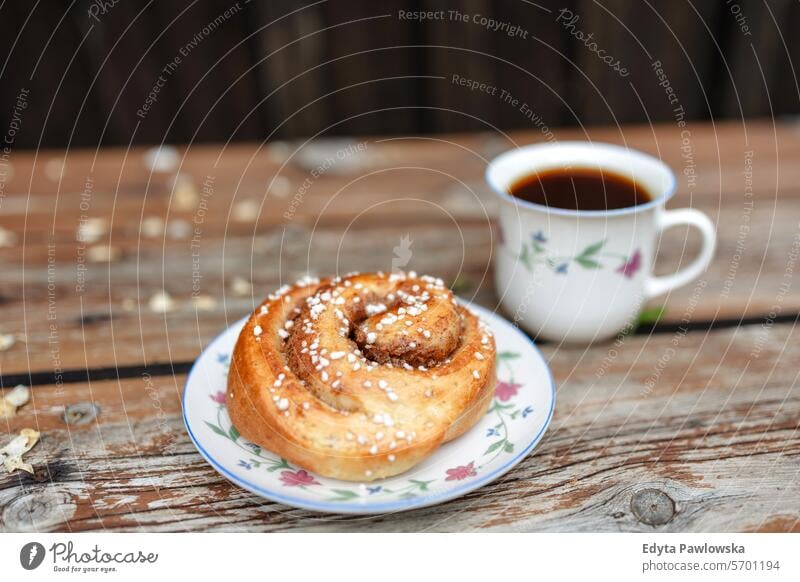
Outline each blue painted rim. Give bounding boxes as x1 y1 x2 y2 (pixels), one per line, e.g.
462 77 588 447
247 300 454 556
182 302 556 515
485 141 677 217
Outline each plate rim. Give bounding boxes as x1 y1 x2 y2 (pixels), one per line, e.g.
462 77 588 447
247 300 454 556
182 302 555 515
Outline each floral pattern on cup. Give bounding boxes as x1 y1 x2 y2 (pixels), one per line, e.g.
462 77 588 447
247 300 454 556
616 249 642 278
515 232 641 278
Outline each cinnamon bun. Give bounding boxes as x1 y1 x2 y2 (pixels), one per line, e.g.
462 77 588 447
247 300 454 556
226 271 497 481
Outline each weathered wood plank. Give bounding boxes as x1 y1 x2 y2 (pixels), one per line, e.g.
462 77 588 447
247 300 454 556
1 187 797 375
2 122 799 373
2 122 798 532
3 121 799 231
1 322 797 532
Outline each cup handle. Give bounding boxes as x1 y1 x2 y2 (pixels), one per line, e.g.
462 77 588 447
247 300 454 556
645 208 717 299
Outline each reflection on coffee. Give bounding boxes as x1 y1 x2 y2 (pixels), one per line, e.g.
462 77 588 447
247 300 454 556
508 167 651 211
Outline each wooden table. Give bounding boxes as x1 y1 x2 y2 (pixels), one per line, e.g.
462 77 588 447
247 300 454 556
1 122 798 532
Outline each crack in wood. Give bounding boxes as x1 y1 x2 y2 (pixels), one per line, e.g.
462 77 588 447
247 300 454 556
2 316 798 388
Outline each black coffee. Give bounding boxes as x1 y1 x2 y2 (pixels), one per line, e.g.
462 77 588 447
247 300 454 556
508 167 651 211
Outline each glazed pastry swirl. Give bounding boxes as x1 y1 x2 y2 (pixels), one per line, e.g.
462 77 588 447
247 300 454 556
227 271 496 481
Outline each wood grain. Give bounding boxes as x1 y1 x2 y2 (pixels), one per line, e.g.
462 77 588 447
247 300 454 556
1 122 798 532
1 321 797 532
2 122 800 374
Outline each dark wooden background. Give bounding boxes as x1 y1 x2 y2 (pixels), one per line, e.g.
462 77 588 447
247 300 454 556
0 0 798 149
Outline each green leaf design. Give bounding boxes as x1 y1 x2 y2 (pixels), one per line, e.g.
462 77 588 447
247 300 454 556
266 458 293 472
204 421 226 437
409 479 434 492
579 240 605 257
575 257 601 269
488 401 514 414
519 244 532 271
328 489 360 501
229 425 240 442
503 442 515 453
497 351 520 360
485 440 506 455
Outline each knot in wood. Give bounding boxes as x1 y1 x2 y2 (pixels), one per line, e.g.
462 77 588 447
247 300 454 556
2 489 76 531
63 402 99 425
631 488 675 526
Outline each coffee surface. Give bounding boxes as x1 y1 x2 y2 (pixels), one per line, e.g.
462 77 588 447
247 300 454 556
508 167 651 211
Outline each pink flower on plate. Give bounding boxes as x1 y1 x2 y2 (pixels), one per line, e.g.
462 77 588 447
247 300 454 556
617 249 642 278
495 380 522 402
210 390 226 404
446 462 476 481
280 469 320 487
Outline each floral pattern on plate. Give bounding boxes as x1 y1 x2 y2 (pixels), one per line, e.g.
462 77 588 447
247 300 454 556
183 302 555 514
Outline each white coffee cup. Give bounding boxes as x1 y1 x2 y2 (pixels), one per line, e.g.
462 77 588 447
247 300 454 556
486 141 716 343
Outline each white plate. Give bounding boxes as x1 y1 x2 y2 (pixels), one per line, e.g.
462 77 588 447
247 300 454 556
183 302 555 514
